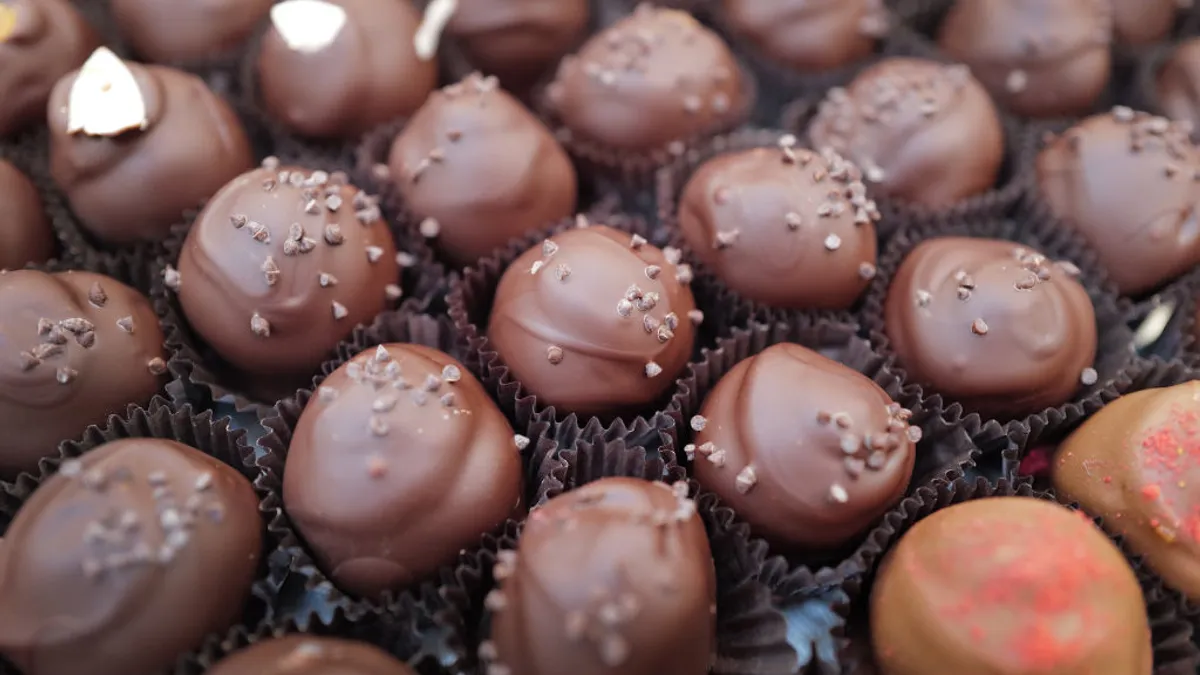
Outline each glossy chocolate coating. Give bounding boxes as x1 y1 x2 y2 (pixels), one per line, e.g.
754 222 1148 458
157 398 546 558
871 497 1152 675
448 0 589 91
176 163 399 386
209 636 416 675
1054 381 1200 601
1037 110 1200 296
545 5 747 152
883 237 1097 419
808 58 1005 208
284 344 524 598
257 0 438 139
0 270 165 477
1109 0 1175 46
719 0 886 72
0 0 99 137
0 159 54 270
677 143 879 309
692 343 917 550
47 54 254 245
387 73 577 268
489 477 717 675
0 438 262 675
938 0 1112 118
111 0 274 63
1158 39 1200 135
487 225 698 418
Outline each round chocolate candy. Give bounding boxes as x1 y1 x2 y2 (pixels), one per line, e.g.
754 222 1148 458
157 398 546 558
47 47 254 245
938 0 1112 118
883 237 1097 419
1108 0 1175 46
175 163 399 392
110 0 274 63
0 438 263 675
446 0 589 91
808 57 1005 208
0 159 54 270
719 0 888 73
1036 109 1200 296
283 344 524 599
0 269 166 477
677 142 879 309
208 636 416 675
545 5 748 153
1157 39 1200 136
871 497 1152 675
0 0 100 137
489 477 716 675
257 0 438 139
387 72 577 268
486 225 698 418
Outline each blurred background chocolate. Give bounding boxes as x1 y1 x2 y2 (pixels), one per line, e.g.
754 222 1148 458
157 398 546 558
937 0 1112 118
883 237 1097 419
256 0 438 139
0 269 165 477
488 477 716 675
207 636 416 675
0 0 100 138
807 58 1005 208
387 72 577 268
1108 0 1175 47
0 158 54 270
0 438 263 675
1036 109 1200 296
676 141 879 309
1157 39 1200 138
47 47 254 245
718 0 887 73
110 0 274 64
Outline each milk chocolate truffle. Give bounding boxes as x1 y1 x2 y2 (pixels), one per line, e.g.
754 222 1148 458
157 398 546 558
1037 109 1200 296
0 0 100 137
257 0 438 139
719 0 888 73
1158 39 1200 135
48 48 254 245
938 0 1113 118
283 344 524 598
883 238 1097 419
489 478 717 675
387 73 577 268
111 0 275 63
0 159 54 270
871 497 1152 675
487 225 698 418
209 636 416 675
691 343 917 550
447 0 589 90
545 5 748 153
1054 381 1200 600
808 58 1005 208
175 163 399 389
0 270 166 477
1108 0 1175 46
677 142 880 309
0 438 263 675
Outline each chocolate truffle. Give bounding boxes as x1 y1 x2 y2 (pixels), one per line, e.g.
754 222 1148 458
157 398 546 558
0 159 54 270
1054 381 1200 600
283 344 524 598
387 72 578 268
1157 39 1200 135
111 0 275 64
883 238 1097 419
719 0 887 73
871 497 1152 675
1108 0 1175 46
808 58 1006 208
0 438 263 675
938 0 1112 118
175 163 399 391
487 225 698 418
0 270 166 477
488 478 717 675
257 0 438 139
48 47 254 245
545 5 748 153
446 0 589 91
0 0 99 137
691 343 917 550
209 636 416 675
1036 109 1200 296
677 142 880 309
